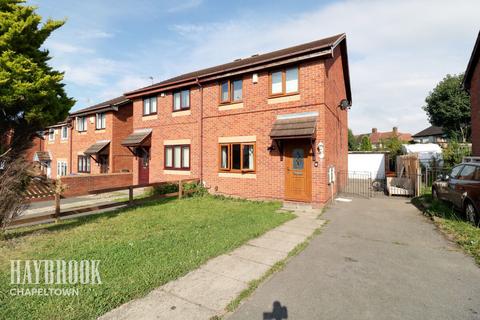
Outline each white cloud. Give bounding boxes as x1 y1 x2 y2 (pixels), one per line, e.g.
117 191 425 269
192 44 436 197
75 30 114 39
165 0 479 135
167 0 202 13
46 41 94 54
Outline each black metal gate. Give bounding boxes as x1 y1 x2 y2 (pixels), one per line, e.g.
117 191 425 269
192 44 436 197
336 171 384 198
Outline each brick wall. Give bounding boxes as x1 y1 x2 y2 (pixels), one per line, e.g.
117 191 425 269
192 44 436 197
44 126 71 179
471 61 480 156
60 172 133 197
111 103 134 172
130 50 349 206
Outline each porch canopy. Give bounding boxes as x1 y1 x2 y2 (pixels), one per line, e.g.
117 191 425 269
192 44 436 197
269 116 317 139
121 129 152 147
84 140 110 155
34 151 51 162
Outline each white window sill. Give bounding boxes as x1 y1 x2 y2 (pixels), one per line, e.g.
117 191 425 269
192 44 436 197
218 102 244 111
142 114 158 121
164 170 191 176
172 110 191 117
267 94 300 105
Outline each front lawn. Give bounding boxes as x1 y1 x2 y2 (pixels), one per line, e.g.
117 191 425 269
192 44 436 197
413 193 480 266
0 196 293 320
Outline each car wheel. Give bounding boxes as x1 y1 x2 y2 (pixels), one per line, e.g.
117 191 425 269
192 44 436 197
464 201 479 227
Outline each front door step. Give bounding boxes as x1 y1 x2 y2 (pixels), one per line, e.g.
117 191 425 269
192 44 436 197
282 201 313 211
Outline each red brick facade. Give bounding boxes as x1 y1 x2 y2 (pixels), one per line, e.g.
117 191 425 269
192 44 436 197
126 36 351 206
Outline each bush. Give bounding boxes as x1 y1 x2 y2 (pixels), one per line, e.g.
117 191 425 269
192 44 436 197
443 140 471 169
147 181 208 197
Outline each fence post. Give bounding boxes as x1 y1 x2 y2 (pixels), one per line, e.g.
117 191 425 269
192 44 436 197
54 192 60 223
128 186 133 205
178 179 183 199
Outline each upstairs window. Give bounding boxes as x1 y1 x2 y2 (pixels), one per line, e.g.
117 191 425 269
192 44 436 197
96 112 106 129
143 96 157 115
173 89 190 111
61 126 68 140
220 79 243 103
269 66 299 96
48 129 55 141
219 143 255 172
78 155 91 173
77 116 87 132
164 145 190 170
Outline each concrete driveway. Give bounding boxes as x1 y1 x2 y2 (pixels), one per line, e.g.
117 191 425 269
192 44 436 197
229 197 480 320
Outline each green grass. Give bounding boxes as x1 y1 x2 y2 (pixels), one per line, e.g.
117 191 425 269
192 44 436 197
0 195 293 320
412 193 480 265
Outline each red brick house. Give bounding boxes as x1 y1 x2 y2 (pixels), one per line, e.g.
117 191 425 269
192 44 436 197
357 127 412 150
123 33 351 206
33 96 134 179
464 31 480 156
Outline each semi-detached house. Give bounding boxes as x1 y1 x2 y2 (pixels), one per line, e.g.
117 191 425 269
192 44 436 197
122 33 352 206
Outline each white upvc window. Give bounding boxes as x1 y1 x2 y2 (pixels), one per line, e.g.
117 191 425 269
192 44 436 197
57 161 68 177
61 126 68 140
143 96 157 115
96 112 106 130
48 129 55 141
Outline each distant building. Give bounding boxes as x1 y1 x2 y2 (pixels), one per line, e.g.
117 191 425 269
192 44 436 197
463 30 480 156
356 127 412 150
412 125 447 147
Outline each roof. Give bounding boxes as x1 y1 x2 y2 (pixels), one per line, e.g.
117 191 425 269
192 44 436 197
463 30 480 91
357 131 412 144
412 125 444 138
34 151 51 162
125 33 351 103
84 140 110 155
70 96 130 117
270 116 317 139
121 129 152 147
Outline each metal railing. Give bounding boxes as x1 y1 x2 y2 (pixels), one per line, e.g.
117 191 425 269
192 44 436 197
337 171 378 198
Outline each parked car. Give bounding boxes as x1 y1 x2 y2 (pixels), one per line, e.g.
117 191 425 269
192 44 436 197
432 163 480 226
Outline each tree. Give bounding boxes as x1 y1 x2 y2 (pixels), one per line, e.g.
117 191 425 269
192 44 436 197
0 0 74 230
422 74 471 142
442 140 471 169
383 136 403 158
348 129 358 151
359 135 372 151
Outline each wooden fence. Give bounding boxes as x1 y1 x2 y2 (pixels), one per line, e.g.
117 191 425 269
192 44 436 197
24 177 55 202
11 179 200 228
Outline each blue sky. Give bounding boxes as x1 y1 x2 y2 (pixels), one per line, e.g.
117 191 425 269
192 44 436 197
31 0 480 134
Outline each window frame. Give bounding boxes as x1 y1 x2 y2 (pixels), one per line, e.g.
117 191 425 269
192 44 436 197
48 128 55 141
458 165 477 180
57 160 67 177
95 112 106 130
164 144 190 170
219 79 243 104
61 126 68 140
143 96 158 116
218 143 255 173
77 155 91 173
268 66 299 97
172 89 191 112
76 116 87 132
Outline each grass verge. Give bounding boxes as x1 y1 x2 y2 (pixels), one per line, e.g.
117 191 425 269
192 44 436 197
412 193 480 266
0 195 294 320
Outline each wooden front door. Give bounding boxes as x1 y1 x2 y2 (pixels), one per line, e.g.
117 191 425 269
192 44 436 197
285 141 312 202
138 147 150 185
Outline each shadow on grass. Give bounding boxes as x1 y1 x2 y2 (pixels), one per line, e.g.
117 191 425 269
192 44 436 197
4 196 179 241
411 194 464 222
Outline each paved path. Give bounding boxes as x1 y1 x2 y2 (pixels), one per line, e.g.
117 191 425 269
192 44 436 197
229 197 480 320
99 207 325 320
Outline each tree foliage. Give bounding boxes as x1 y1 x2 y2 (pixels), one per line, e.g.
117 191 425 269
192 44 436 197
0 0 74 156
359 135 372 151
382 136 403 158
442 140 471 169
348 128 358 151
422 74 471 142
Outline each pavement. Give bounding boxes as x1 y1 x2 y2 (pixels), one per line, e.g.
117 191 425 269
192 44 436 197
98 205 326 320
228 197 480 320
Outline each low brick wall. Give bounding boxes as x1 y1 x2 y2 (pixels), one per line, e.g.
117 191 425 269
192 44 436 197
60 172 133 197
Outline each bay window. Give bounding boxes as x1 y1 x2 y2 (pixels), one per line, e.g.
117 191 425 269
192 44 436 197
164 145 190 170
219 143 255 172
269 66 299 96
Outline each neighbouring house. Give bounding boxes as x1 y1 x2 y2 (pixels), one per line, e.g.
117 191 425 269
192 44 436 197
122 33 351 206
463 30 480 156
412 125 447 147
357 127 412 150
29 96 134 179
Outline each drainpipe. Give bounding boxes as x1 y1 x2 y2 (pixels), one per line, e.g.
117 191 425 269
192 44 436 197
195 77 204 184
69 125 73 175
